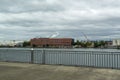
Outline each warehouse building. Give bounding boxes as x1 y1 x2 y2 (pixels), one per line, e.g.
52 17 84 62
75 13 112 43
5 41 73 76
30 38 74 48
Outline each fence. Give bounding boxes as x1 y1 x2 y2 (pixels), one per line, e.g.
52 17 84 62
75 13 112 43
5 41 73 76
0 48 120 69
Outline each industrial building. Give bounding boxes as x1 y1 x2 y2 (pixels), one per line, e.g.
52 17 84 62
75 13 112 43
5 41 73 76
30 38 74 48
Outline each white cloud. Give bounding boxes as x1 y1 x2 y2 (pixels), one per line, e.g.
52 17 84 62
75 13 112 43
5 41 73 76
0 0 120 40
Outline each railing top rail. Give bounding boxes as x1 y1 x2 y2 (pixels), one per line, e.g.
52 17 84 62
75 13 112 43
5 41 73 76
0 48 120 53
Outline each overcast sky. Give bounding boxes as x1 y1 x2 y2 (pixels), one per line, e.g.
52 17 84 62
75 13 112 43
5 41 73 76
0 0 120 41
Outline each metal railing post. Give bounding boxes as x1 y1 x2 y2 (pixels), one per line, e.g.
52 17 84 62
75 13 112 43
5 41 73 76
42 48 45 64
111 52 114 69
31 48 34 63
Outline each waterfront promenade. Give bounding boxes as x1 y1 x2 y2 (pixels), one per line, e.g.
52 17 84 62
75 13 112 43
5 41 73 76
0 62 120 80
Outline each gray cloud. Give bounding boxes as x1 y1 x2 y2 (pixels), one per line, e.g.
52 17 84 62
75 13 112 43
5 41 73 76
0 0 120 41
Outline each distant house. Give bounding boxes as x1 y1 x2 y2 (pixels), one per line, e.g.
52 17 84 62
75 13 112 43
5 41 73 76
105 41 112 46
30 38 74 48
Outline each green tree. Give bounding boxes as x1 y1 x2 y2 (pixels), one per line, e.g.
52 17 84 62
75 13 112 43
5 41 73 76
73 40 80 45
76 40 80 45
23 41 30 47
86 42 92 47
94 40 106 48
94 41 100 48
100 41 105 46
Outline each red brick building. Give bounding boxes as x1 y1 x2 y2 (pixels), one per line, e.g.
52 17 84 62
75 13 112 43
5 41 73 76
30 38 74 48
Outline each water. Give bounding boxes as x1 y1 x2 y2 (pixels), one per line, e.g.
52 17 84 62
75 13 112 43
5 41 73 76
0 48 119 51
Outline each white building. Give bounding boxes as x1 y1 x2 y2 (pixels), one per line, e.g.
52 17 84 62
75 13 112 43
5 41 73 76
0 40 24 47
112 39 120 46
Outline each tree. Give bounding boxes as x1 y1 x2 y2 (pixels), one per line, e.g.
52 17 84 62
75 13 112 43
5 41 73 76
94 41 100 48
23 41 30 47
100 41 105 46
86 42 92 47
94 40 106 48
73 40 80 45
76 40 80 45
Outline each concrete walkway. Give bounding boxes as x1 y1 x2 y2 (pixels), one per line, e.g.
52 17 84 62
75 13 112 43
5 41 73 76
0 62 120 80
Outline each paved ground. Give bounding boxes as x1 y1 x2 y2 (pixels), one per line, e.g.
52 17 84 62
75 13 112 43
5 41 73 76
0 62 120 80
